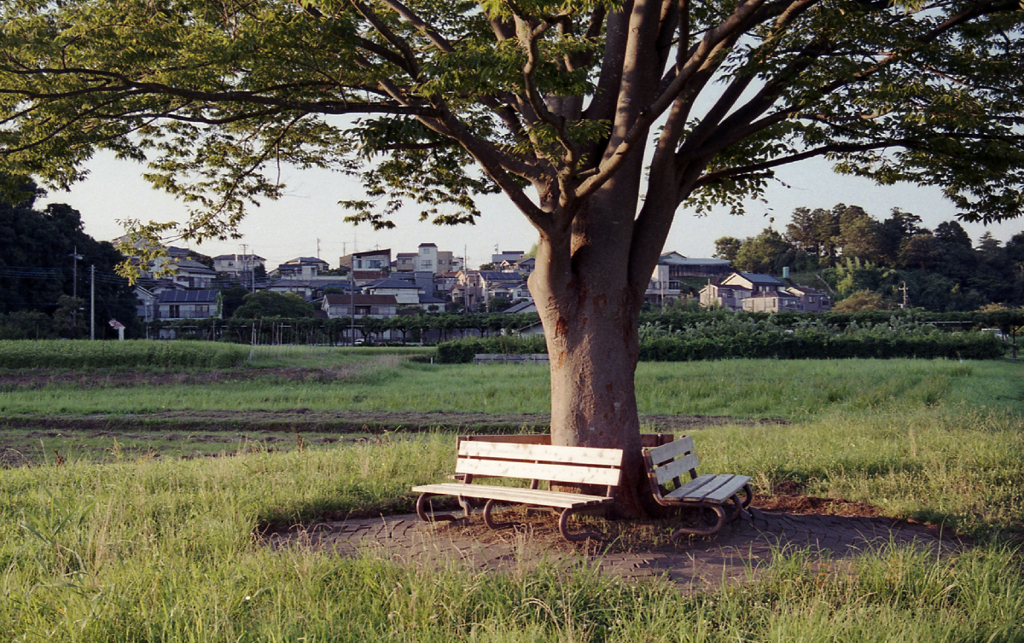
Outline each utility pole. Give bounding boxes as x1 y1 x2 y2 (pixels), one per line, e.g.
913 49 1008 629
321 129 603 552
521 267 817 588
69 246 83 338
350 263 356 346
899 282 910 309
90 265 95 340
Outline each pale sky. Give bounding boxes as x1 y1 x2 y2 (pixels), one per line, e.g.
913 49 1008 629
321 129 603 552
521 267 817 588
41 149 1024 272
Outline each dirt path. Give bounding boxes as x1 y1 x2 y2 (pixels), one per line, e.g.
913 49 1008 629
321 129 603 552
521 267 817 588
266 503 967 593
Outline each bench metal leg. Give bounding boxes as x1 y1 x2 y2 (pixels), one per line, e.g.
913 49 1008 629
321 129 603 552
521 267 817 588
724 483 754 521
558 507 603 542
669 504 727 540
416 493 470 523
482 498 516 530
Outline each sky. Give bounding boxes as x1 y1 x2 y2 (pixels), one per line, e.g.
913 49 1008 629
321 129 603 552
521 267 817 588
41 149 1024 272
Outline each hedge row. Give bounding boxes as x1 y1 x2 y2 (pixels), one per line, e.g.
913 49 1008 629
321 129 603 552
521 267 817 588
436 336 548 363
637 331 1005 361
0 340 250 369
436 331 1005 363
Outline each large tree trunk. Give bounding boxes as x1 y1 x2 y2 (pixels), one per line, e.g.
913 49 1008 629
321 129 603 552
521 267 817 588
529 173 652 518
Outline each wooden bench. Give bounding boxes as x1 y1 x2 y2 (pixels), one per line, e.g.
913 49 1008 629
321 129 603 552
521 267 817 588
643 436 752 539
412 441 624 541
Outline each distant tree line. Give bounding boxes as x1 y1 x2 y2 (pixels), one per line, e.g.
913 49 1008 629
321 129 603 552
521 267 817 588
0 180 139 339
715 204 1024 311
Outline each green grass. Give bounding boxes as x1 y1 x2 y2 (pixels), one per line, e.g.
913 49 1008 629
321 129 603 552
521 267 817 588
3 356 1024 640
3 428 1024 641
3 358 1020 420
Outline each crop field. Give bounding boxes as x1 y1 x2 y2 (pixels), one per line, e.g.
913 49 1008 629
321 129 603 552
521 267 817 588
2 341 1024 641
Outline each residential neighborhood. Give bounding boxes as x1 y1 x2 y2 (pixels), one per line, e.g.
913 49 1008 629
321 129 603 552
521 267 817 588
126 237 832 335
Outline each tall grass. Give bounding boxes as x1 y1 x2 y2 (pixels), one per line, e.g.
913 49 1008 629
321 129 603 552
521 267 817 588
3 357 1024 640
3 430 1024 641
4 358 1020 420
0 340 250 369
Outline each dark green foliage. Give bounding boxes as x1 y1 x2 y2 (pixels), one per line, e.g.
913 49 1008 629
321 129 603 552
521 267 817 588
0 311 55 339
0 340 248 369
0 183 138 337
231 292 314 319
436 336 548 363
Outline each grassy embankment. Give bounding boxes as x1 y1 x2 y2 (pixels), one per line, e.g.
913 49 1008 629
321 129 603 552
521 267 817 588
1 342 1023 640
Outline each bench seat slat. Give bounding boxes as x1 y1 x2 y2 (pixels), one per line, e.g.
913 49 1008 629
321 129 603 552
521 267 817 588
412 483 614 508
666 474 750 503
455 459 621 486
459 441 623 466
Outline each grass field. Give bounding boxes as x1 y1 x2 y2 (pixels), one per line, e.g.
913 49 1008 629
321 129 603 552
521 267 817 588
1 343 1023 641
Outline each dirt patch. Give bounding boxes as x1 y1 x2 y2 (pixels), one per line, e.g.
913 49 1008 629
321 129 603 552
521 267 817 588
753 481 882 517
1 409 785 434
0 366 372 390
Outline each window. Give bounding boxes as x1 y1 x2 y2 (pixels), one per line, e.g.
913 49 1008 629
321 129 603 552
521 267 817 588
195 304 209 315
355 306 371 316
168 305 180 319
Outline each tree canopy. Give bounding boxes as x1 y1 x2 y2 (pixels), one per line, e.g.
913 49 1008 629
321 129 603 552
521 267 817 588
3 0 1023 512
1 0 1022 241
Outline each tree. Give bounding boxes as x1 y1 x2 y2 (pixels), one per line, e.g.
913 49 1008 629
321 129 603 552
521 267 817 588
786 207 840 267
0 180 138 335
733 228 794 274
713 237 743 263
2 0 1024 516
232 291 314 319
832 290 890 313
934 221 972 250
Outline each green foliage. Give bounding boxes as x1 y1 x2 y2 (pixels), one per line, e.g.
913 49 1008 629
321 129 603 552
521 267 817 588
0 340 249 369
637 315 1005 361
3 361 1024 639
231 291 314 319
0 182 138 331
436 336 548 363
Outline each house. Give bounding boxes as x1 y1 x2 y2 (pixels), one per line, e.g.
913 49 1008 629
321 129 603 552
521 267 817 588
340 248 392 272
274 257 330 280
418 293 446 311
721 272 786 293
156 290 220 320
785 284 832 312
452 270 484 309
658 251 732 278
491 249 525 265
414 243 438 273
212 253 266 278
478 271 529 307
134 285 158 322
321 293 398 319
152 258 217 290
741 290 802 313
265 278 354 301
700 271 832 312
394 252 417 272
505 300 538 314
648 252 732 304
699 284 750 311
515 256 536 276
364 277 422 306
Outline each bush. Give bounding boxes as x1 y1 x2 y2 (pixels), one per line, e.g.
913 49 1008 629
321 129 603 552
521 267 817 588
0 340 250 369
435 336 547 363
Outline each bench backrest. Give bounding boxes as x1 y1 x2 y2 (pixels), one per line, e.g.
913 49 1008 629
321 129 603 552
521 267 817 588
456 433 674 449
455 441 624 490
643 435 700 493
